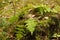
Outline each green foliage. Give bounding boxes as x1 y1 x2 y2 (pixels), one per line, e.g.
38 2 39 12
35 4 58 14
10 4 60 40
34 5 51 13
9 15 18 23
15 25 27 40
0 1 60 40
53 33 60 37
0 17 6 27
26 18 37 35
39 19 49 28
36 35 41 40
0 17 10 40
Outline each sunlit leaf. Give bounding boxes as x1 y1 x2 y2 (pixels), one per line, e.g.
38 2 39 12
26 18 37 35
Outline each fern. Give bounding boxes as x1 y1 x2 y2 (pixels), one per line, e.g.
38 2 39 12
26 18 37 35
15 25 26 40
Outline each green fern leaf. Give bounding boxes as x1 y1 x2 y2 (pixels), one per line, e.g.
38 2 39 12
26 18 37 35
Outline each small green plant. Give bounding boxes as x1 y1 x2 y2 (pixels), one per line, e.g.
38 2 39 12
14 4 60 40
0 3 60 40
26 18 37 35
